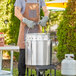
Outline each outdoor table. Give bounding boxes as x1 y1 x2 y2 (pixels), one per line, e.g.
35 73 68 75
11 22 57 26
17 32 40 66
0 45 19 76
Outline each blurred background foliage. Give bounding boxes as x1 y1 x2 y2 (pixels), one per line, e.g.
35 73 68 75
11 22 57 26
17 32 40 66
0 0 20 60
57 0 76 61
0 0 63 60
0 0 20 45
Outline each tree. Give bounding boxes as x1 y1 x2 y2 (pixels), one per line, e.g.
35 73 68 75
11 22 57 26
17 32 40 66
0 0 20 45
0 0 20 60
57 0 76 61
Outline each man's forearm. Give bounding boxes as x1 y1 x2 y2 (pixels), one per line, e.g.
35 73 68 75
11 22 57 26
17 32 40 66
42 6 49 16
15 11 24 21
38 6 49 26
15 7 24 21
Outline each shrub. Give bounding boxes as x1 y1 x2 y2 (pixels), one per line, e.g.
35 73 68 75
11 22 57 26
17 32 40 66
57 0 76 61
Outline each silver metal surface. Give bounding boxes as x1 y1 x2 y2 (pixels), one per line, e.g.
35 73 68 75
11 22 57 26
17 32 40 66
0 50 13 76
0 46 19 76
10 50 13 75
25 33 51 65
0 50 2 70
0 70 11 74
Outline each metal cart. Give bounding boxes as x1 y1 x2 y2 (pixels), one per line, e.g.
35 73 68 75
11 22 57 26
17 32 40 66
0 45 19 76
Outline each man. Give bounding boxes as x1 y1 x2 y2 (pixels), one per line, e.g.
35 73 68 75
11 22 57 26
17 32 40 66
14 0 49 76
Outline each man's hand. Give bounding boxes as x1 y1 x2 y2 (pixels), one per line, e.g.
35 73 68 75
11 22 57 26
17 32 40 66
38 16 49 26
23 18 36 28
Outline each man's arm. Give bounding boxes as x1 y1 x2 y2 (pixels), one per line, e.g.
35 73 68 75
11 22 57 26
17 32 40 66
38 6 49 26
42 6 49 16
14 6 36 28
14 6 24 21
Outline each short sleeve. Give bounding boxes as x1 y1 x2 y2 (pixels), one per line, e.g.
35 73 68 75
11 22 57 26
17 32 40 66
14 0 22 8
40 0 46 8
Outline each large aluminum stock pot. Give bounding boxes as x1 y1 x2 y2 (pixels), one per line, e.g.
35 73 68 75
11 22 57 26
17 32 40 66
25 33 51 65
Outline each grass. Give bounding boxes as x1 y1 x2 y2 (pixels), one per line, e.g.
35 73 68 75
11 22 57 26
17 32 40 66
3 68 61 76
